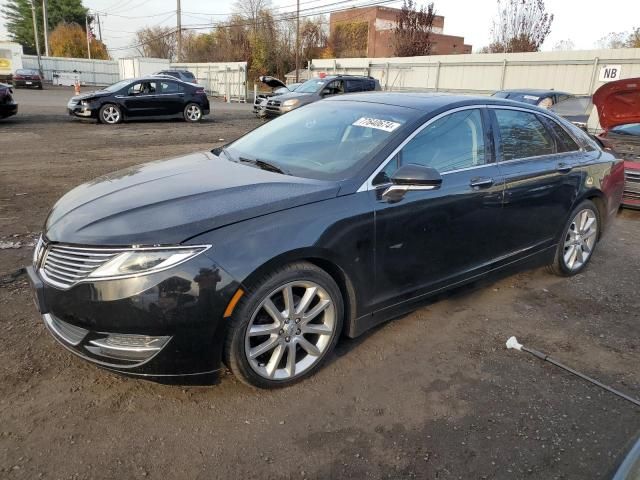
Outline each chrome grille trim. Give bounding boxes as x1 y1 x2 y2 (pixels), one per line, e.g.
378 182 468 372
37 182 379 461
43 313 89 346
40 244 121 289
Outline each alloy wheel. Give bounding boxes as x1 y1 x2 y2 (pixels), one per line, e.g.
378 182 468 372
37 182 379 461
102 106 120 124
563 208 597 271
244 281 336 380
186 105 201 121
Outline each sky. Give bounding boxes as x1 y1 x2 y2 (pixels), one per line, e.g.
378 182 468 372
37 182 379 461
0 0 639 57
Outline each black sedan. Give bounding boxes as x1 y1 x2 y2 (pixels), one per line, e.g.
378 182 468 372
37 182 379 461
67 76 210 124
27 93 623 388
0 82 17 119
12 68 43 89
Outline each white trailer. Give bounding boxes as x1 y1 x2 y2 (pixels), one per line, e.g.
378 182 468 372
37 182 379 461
0 41 24 82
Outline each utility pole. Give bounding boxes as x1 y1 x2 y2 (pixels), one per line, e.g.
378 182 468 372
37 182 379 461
295 0 300 82
30 0 43 74
42 0 49 57
85 15 91 60
96 12 102 41
176 0 182 62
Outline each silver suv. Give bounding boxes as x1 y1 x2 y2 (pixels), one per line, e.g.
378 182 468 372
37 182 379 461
264 75 381 117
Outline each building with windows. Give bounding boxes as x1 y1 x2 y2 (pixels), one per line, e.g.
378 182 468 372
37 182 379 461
329 6 472 58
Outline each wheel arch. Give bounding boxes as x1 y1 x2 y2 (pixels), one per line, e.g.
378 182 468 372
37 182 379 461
576 188 607 238
239 248 359 339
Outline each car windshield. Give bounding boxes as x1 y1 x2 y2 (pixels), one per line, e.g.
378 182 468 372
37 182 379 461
225 101 419 181
103 80 132 92
610 123 640 136
295 78 326 93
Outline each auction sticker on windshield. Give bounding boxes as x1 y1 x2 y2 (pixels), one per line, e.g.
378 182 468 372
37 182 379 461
352 117 401 132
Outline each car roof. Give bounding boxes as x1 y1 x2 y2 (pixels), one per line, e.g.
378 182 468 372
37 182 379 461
325 92 558 114
129 76 191 84
496 89 570 96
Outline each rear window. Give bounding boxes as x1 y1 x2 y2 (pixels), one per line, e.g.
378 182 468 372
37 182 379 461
182 71 196 80
16 69 37 75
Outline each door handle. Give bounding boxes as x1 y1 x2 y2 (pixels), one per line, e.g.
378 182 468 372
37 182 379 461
557 162 573 173
469 177 494 189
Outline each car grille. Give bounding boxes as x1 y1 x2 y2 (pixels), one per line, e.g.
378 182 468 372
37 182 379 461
267 99 281 107
39 243 120 289
624 169 640 201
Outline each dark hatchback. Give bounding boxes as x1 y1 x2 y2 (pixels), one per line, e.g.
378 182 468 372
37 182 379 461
67 76 210 124
28 93 623 388
0 82 18 118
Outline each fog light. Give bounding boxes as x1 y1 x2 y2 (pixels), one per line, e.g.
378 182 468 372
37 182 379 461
86 334 170 361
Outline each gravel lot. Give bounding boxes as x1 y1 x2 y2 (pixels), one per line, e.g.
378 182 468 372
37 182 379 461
0 87 639 480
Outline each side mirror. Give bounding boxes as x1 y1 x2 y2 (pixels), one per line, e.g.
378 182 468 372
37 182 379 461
382 164 442 201
321 88 332 96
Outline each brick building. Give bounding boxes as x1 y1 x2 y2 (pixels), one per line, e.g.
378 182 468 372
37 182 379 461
329 6 472 57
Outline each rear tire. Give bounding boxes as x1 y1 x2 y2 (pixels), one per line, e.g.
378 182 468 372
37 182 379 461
183 103 202 122
548 200 599 276
98 104 122 125
224 262 344 389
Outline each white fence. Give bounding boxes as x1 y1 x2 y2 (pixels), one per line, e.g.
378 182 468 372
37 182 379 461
119 57 170 80
308 48 640 95
170 62 248 101
22 55 119 86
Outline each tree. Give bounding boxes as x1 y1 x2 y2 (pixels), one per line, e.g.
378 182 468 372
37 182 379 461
135 26 176 59
332 21 368 58
299 17 327 64
553 39 575 51
50 22 108 59
596 28 640 49
1 0 89 55
393 0 436 57
485 0 553 53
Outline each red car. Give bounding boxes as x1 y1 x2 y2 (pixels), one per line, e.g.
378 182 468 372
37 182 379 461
593 78 640 209
12 68 43 89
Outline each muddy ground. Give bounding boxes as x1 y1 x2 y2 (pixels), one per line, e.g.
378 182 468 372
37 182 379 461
0 87 638 480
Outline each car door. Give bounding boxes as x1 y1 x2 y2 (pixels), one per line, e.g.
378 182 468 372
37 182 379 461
122 81 162 117
371 107 505 309
489 106 585 263
158 80 185 115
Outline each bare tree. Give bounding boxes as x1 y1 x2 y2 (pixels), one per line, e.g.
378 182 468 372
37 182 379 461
552 39 574 51
233 0 272 34
135 26 176 59
393 0 436 57
486 0 553 53
596 28 640 49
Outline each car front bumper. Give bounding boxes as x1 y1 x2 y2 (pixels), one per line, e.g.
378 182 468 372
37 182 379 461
0 103 17 118
67 104 95 118
26 250 242 379
623 162 640 208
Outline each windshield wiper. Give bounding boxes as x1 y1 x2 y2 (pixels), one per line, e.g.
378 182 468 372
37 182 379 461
239 157 288 175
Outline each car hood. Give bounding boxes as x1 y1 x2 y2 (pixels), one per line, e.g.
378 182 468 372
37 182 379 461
592 77 640 130
259 75 288 90
71 90 112 102
274 91 313 101
45 152 339 246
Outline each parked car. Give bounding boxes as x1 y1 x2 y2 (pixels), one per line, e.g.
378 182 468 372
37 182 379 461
153 69 197 83
253 76 301 117
549 95 593 130
12 68 43 89
67 76 210 124
592 77 640 209
0 82 17 118
492 89 574 109
27 93 623 388
263 74 381 117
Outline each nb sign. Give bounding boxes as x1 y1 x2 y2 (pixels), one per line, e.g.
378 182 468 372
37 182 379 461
598 65 622 82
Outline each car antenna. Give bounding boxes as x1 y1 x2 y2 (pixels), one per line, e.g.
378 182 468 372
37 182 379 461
505 336 640 408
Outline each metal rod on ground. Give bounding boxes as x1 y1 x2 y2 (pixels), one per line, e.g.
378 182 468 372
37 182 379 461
506 337 640 408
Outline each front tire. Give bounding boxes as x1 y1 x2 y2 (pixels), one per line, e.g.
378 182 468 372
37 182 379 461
549 200 599 276
99 103 122 125
183 103 202 122
224 262 344 389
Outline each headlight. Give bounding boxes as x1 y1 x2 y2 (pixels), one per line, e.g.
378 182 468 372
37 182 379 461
282 99 299 107
81 100 89 106
87 246 210 280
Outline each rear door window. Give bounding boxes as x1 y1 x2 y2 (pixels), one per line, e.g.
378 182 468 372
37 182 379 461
494 109 556 160
346 79 363 92
160 81 183 94
540 117 580 152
